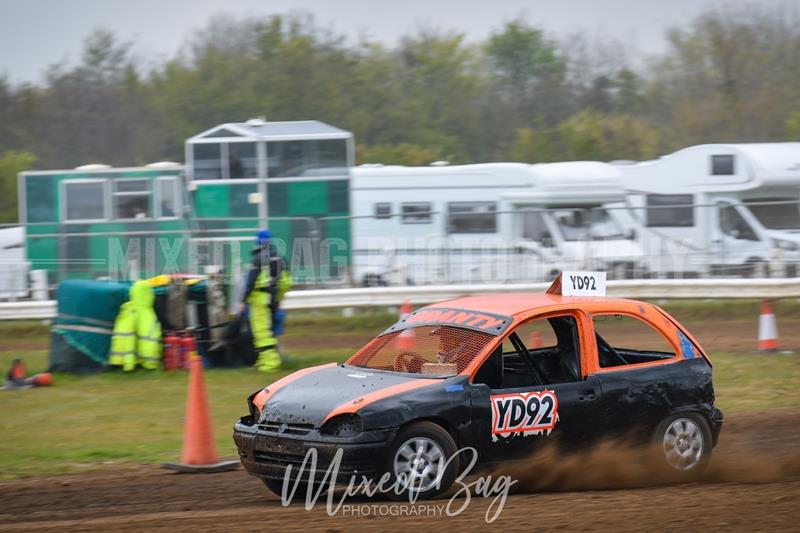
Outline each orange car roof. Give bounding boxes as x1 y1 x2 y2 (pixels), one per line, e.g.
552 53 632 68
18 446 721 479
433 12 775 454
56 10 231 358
427 293 639 317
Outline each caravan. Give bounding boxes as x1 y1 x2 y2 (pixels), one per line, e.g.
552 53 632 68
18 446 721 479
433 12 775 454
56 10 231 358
351 162 644 285
614 143 800 277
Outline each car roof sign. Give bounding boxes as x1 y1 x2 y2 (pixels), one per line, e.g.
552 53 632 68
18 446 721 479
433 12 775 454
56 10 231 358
548 271 607 297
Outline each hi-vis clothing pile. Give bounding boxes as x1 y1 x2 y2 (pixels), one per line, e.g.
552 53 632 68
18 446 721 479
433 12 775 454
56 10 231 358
110 280 162 371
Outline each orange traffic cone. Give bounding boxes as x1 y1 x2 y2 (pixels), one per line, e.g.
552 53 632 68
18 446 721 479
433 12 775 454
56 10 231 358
396 300 415 350
529 331 543 349
399 300 412 319
25 373 53 387
757 300 779 353
163 354 239 473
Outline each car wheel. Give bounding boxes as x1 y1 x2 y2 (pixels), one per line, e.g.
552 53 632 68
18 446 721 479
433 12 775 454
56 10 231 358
653 413 712 479
382 421 459 500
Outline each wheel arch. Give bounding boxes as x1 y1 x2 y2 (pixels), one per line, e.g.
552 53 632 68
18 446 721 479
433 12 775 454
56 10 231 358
396 416 464 450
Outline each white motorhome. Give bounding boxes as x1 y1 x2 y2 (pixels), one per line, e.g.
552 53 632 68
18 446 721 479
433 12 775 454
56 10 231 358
0 226 28 300
351 162 644 285
614 143 800 276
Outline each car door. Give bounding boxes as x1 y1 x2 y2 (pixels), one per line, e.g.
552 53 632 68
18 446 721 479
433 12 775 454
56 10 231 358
469 312 602 461
590 311 688 440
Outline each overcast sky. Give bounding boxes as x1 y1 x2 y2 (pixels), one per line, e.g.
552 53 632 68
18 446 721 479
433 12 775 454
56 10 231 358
0 0 791 84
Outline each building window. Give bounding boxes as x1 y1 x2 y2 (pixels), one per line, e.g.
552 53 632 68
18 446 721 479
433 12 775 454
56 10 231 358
64 181 107 221
268 183 289 216
267 139 348 178
711 154 735 176
25 175 58 223
157 178 180 218
113 179 151 220
327 180 349 213
401 202 432 224
646 194 694 227
317 139 349 174
375 203 391 219
447 202 497 233
227 142 257 179
192 143 224 180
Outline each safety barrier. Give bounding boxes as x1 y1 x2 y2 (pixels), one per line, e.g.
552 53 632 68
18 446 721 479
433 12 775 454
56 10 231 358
3 277 800 320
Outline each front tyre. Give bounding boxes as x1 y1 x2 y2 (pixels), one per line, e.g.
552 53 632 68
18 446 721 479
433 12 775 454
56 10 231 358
654 413 712 480
382 421 459 501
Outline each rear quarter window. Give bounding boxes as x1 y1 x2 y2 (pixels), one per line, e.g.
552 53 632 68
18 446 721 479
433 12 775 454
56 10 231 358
592 314 677 368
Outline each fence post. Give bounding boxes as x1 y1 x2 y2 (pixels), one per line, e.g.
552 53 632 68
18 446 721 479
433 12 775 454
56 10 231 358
30 269 49 301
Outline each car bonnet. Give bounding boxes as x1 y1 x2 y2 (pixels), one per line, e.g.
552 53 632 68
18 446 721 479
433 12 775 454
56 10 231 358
253 364 442 427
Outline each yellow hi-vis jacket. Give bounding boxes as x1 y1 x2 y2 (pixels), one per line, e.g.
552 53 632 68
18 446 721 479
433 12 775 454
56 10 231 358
109 280 162 371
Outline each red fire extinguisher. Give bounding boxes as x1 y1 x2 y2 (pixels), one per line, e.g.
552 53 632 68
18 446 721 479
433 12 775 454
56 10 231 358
163 332 180 371
179 333 197 370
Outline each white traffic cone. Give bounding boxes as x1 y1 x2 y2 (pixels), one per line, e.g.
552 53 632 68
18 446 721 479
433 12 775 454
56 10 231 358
757 300 779 353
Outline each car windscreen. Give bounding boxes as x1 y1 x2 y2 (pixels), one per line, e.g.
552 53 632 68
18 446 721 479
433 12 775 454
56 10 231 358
347 325 496 375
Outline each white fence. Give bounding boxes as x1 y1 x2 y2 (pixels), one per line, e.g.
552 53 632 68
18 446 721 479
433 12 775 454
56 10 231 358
3 278 799 320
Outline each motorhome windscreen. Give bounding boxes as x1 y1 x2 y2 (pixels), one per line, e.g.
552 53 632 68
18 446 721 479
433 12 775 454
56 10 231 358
588 209 627 239
347 326 496 375
747 200 800 230
551 209 626 240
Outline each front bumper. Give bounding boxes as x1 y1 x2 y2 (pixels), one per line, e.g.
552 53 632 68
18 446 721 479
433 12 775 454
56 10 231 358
233 416 398 483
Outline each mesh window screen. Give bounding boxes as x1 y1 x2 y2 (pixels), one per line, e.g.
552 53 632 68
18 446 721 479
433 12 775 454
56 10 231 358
349 325 495 374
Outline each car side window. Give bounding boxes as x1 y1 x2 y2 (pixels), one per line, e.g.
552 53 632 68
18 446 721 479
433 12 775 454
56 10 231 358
512 317 558 350
592 314 676 368
474 315 582 389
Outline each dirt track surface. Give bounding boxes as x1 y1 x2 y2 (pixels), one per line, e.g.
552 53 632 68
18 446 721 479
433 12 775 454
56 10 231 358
2 410 799 532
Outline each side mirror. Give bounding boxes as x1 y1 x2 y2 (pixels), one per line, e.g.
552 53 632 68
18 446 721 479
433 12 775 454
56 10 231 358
542 236 554 248
729 229 741 239
627 229 636 240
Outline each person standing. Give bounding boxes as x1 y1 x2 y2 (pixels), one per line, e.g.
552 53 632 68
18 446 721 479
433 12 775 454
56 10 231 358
241 229 292 371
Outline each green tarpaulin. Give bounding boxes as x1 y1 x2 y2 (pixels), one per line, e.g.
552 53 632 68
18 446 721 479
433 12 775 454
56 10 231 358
49 280 130 373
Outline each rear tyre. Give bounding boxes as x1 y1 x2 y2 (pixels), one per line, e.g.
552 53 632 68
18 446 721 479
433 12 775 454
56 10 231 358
653 412 712 480
382 421 459 501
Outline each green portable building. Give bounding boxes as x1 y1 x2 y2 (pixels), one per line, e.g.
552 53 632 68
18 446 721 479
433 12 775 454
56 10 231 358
19 119 355 287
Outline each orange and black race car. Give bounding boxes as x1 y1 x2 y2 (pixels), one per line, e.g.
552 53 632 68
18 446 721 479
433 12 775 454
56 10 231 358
233 274 722 499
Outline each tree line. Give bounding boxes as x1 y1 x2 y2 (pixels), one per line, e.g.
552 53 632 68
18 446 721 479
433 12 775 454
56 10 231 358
1 5 800 222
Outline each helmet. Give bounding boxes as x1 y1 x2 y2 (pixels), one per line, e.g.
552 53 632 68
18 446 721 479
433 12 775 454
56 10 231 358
255 229 272 245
